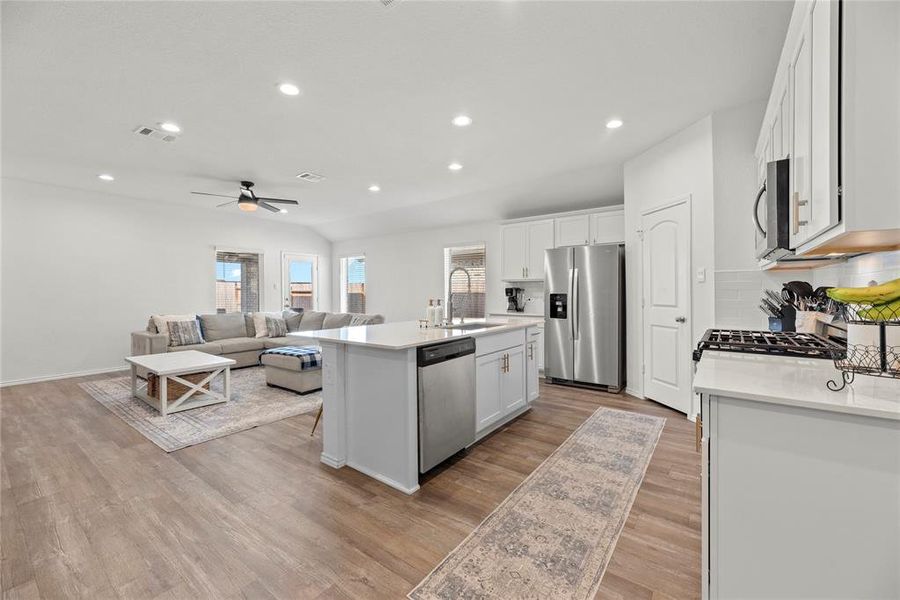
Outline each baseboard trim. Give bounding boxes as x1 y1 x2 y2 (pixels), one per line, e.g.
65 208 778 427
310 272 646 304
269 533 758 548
0 365 130 388
319 452 346 469
625 386 643 399
346 460 420 495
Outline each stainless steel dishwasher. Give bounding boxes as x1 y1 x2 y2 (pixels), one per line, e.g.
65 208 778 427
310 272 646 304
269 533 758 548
417 337 476 473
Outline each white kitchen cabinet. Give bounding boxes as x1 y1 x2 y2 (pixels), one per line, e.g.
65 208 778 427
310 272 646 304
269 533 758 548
701 393 900 599
476 343 528 436
526 334 540 403
501 223 528 280
525 220 554 279
476 352 503 431
500 219 553 280
589 210 625 244
788 9 812 248
555 214 591 247
502 346 525 413
756 0 899 258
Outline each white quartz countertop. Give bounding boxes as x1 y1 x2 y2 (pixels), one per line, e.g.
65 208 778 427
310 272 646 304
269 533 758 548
294 318 545 350
694 351 900 421
487 311 545 318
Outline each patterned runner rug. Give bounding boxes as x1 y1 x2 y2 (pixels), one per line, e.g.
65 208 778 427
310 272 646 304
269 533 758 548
409 407 665 599
79 367 320 452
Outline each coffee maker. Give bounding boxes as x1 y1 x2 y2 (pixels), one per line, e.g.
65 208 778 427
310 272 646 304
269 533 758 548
505 287 525 312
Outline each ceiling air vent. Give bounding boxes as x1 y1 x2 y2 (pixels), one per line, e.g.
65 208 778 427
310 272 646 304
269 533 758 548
132 125 177 143
296 172 325 183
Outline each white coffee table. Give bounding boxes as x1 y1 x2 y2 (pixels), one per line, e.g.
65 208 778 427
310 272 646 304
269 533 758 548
125 351 237 417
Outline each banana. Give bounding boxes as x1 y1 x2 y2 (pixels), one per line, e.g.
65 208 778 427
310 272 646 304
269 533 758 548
856 298 900 322
827 278 900 304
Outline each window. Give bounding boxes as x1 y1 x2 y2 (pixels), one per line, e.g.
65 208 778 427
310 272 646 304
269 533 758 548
284 254 317 311
340 256 366 313
444 244 486 320
215 250 261 313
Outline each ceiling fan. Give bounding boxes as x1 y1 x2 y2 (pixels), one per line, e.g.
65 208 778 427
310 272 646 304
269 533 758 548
191 181 299 213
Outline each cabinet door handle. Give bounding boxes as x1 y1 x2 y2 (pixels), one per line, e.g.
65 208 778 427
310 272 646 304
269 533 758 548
792 192 809 234
695 416 703 453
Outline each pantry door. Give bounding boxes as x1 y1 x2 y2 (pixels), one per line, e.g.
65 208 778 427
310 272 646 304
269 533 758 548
641 197 692 414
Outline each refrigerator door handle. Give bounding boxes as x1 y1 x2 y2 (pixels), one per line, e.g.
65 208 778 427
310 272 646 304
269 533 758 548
573 267 579 340
568 267 575 340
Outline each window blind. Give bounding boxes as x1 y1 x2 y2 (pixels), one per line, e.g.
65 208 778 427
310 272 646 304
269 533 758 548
215 251 260 313
444 244 486 319
340 256 366 313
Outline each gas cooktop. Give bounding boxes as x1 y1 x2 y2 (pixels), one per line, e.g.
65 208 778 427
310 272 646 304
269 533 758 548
693 329 844 361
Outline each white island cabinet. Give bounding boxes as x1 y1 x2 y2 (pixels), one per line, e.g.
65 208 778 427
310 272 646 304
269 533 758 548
303 318 543 495
694 352 900 599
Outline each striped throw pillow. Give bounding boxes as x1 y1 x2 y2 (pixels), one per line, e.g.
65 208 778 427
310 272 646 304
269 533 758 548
265 316 288 338
167 319 205 347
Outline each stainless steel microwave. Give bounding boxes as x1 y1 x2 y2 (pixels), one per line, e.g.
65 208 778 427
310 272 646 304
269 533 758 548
754 158 792 261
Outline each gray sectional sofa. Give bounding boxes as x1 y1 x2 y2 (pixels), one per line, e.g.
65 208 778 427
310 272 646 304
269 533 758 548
130 310 384 371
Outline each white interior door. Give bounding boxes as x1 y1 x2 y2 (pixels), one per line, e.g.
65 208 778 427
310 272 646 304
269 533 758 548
641 199 691 414
282 253 318 311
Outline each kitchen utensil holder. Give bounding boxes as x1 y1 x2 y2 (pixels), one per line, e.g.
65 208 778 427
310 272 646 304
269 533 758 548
827 302 900 391
768 306 796 332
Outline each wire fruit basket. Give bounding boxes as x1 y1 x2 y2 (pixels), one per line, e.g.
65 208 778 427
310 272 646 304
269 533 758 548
827 301 900 391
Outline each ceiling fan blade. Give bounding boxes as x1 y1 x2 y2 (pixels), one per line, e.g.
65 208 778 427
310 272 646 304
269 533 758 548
216 200 238 208
258 201 281 213
257 197 299 205
192 191 238 199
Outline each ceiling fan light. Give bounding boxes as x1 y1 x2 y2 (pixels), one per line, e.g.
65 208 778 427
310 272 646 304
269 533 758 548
238 200 257 212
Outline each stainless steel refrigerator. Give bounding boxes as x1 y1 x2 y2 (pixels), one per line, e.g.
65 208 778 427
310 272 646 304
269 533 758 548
544 243 625 391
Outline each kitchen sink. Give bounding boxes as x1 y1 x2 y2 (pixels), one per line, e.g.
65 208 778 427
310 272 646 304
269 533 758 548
440 322 505 331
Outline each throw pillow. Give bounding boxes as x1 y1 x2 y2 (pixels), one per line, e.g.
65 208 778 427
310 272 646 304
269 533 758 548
296 311 327 332
266 316 288 338
283 309 304 332
167 319 205 347
349 314 372 326
252 311 283 338
151 314 197 337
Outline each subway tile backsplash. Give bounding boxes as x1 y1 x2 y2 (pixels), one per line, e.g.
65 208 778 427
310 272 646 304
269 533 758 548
714 269 813 330
812 250 900 288
714 250 900 330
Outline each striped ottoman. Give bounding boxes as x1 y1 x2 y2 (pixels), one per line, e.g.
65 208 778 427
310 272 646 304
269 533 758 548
260 346 322 395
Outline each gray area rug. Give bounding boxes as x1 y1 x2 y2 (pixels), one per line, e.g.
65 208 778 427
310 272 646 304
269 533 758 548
409 407 665 600
79 367 321 452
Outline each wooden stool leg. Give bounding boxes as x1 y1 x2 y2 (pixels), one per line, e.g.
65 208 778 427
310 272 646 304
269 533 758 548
310 405 323 437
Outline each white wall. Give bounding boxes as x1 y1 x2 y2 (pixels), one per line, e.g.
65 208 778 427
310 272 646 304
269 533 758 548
710 100 816 330
331 221 506 324
0 179 332 385
623 116 716 411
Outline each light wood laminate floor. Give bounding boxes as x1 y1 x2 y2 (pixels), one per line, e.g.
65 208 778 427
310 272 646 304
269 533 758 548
1 373 700 599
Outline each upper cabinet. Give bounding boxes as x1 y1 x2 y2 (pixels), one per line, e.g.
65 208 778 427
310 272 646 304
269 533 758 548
756 0 900 258
555 215 591 246
590 211 626 244
501 219 553 280
501 208 624 281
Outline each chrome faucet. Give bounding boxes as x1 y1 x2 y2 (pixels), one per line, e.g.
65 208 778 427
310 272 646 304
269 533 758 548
446 266 472 325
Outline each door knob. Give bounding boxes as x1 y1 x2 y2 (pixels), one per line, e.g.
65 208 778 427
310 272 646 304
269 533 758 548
675 316 686 323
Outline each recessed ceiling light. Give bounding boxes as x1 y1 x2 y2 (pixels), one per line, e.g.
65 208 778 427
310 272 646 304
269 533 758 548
368 184 381 192
278 83 301 96
279 209 288 214
98 173 114 181
448 162 463 171
452 115 473 127
606 118 624 129
159 122 181 133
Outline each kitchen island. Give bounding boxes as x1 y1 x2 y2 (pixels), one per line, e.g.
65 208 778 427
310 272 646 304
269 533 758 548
694 352 900 599
298 318 544 494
